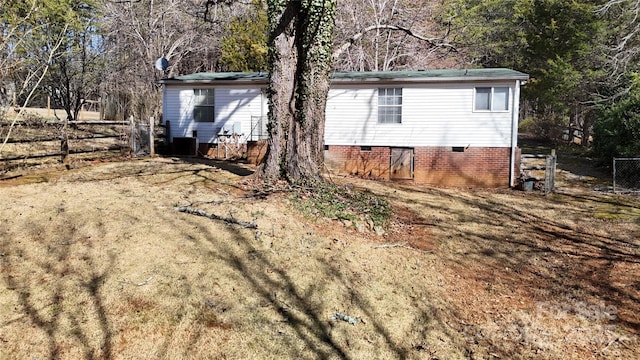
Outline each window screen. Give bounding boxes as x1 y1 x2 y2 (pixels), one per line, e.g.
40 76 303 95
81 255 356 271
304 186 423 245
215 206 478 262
493 87 509 111
475 87 509 111
475 87 491 111
378 88 402 124
194 89 215 122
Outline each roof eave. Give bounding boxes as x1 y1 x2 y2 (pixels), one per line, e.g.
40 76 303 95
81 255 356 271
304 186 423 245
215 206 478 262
159 71 530 85
330 75 530 84
159 79 269 85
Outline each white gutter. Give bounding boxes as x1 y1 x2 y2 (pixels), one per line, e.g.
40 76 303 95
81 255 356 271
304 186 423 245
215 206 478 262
509 80 522 187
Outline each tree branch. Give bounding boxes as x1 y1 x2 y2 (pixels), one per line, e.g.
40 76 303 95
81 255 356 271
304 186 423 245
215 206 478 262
333 24 456 61
269 0 301 43
174 206 258 229
1 23 69 156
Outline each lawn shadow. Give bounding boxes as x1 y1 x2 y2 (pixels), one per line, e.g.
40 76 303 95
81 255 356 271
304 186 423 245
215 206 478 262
1 157 255 188
377 183 640 357
175 156 255 177
163 198 463 359
0 214 114 359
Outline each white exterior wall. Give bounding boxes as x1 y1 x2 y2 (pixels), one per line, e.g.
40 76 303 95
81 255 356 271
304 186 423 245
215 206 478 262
325 82 518 148
163 85 265 144
164 80 521 148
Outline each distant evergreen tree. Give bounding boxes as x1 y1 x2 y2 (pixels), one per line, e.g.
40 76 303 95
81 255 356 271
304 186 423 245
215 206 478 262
444 0 609 144
594 75 640 162
220 0 268 72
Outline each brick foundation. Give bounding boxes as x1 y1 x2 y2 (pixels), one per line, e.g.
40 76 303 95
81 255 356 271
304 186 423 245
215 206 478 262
193 140 267 165
325 145 521 188
247 140 268 165
324 146 391 179
197 142 248 160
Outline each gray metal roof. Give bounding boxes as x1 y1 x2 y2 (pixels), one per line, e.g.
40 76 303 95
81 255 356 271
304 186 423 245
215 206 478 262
161 68 529 85
168 72 268 82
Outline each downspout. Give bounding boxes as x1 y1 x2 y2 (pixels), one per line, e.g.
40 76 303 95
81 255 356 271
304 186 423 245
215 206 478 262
509 80 522 187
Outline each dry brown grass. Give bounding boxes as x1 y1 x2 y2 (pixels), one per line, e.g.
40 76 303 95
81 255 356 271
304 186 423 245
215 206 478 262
0 157 638 359
4 107 100 121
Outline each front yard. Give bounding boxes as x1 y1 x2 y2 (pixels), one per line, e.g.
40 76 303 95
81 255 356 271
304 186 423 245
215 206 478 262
0 157 638 359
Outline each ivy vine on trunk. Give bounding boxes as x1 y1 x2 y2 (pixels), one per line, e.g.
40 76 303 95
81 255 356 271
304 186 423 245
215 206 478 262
261 0 336 184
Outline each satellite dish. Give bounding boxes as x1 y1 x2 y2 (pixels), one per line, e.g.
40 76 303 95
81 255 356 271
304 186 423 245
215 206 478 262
155 57 169 71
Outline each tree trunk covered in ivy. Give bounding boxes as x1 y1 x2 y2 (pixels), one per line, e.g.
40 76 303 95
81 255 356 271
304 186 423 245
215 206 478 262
261 0 336 184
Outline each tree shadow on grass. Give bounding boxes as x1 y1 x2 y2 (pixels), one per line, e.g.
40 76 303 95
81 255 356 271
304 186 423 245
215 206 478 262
162 206 463 359
378 183 640 356
176 157 255 177
0 215 114 359
2 157 254 190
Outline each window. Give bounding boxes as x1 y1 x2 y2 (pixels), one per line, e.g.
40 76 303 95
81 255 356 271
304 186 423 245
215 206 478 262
474 87 509 111
378 88 402 123
193 88 214 122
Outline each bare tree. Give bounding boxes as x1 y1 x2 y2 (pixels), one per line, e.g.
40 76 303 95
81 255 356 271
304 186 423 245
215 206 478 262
99 0 224 121
333 0 457 71
598 0 640 75
258 0 458 183
47 17 103 123
1 2 70 156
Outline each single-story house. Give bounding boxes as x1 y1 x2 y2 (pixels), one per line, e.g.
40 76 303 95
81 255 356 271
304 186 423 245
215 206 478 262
160 68 529 187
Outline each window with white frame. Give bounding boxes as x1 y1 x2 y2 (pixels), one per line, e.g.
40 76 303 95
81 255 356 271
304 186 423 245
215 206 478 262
474 87 509 111
378 88 402 123
193 88 215 122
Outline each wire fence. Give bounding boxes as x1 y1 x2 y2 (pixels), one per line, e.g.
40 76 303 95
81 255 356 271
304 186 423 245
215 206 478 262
250 115 268 141
129 116 155 157
613 158 640 193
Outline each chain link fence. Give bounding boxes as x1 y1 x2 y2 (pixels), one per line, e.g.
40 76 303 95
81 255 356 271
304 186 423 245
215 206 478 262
129 116 154 157
613 158 640 193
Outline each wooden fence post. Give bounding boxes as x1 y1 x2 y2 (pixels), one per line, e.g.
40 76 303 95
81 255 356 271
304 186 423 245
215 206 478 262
149 116 155 156
129 115 135 155
61 115 69 164
60 128 69 163
544 149 557 195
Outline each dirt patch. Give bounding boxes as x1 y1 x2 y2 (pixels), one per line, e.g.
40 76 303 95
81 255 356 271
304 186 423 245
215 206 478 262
0 158 638 359
384 206 437 252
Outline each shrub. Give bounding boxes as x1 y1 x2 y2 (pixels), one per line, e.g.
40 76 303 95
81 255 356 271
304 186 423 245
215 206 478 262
593 89 640 164
292 182 391 229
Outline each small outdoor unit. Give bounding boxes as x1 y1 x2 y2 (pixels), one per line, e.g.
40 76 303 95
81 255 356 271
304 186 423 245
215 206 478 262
172 137 197 156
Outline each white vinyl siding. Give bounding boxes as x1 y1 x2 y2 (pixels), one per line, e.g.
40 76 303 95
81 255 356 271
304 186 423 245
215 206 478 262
474 86 509 111
325 82 517 148
163 85 264 144
164 80 519 148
